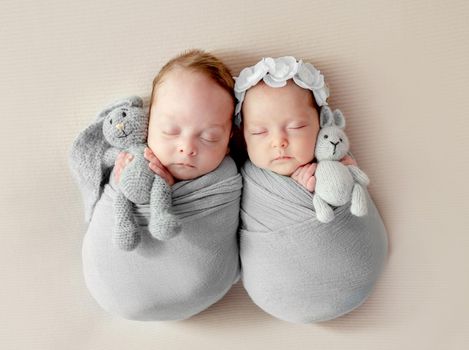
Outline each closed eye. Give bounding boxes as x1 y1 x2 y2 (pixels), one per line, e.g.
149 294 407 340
162 130 179 136
201 138 219 143
288 125 306 130
200 133 220 142
200 131 221 142
249 130 267 135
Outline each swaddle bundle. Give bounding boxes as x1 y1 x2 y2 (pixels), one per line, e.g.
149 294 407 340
82 157 242 321
239 160 388 323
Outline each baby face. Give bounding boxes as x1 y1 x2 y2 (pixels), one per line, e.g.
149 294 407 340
147 68 233 180
242 81 319 176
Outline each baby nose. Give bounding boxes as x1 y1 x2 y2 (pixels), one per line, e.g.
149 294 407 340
179 147 197 156
272 133 288 149
115 122 125 131
178 142 197 156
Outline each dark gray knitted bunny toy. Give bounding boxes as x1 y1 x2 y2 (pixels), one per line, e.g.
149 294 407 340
312 106 370 223
70 96 181 251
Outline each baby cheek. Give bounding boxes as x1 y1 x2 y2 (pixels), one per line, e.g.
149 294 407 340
295 138 316 163
248 148 268 168
146 124 158 148
211 141 229 161
148 135 171 164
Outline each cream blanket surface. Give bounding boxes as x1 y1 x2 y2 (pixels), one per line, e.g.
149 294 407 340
82 157 242 321
239 160 388 323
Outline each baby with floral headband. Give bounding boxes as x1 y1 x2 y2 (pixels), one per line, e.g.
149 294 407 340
236 56 388 324
234 56 355 190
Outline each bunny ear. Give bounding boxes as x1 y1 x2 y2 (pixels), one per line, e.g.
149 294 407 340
96 96 143 121
320 106 334 128
69 99 128 223
333 109 346 129
69 116 109 223
69 95 145 223
127 95 143 108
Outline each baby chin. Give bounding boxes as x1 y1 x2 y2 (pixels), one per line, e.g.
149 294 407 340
168 163 199 181
267 158 299 176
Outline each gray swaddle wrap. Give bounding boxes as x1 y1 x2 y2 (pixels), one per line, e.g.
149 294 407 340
239 160 388 323
82 156 242 321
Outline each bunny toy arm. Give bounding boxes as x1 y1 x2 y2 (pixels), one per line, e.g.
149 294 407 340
347 165 370 187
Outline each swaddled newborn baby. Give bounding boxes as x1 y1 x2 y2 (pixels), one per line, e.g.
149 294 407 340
72 50 242 321
235 56 388 323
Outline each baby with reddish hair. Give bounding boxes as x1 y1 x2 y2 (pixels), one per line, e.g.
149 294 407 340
74 49 243 321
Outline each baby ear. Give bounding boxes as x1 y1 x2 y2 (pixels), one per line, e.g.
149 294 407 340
320 106 334 128
333 109 346 129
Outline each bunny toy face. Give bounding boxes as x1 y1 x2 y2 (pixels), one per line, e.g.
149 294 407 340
314 107 350 161
102 105 148 149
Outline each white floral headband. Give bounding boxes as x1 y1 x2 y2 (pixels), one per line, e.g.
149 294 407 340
233 56 329 127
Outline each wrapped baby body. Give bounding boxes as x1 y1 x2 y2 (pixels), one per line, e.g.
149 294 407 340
82 157 242 321
239 160 388 323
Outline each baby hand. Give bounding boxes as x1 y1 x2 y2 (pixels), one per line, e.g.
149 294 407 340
291 163 317 192
341 154 357 166
144 147 175 186
114 152 133 183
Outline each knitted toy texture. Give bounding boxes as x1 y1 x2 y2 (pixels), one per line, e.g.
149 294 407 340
105 96 182 250
70 96 181 251
313 107 369 223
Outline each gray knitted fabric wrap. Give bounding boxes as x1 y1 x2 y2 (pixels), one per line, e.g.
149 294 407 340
82 157 243 321
239 160 388 323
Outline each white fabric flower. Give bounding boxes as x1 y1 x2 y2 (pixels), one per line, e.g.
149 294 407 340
293 61 329 106
312 85 330 107
234 59 269 93
263 56 298 88
293 62 324 90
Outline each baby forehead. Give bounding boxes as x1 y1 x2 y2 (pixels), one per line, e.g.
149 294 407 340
243 84 316 118
243 86 317 120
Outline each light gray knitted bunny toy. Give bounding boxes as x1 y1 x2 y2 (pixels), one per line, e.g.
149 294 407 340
312 106 370 223
70 96 181 251
70 97 137 223
105 96 182 250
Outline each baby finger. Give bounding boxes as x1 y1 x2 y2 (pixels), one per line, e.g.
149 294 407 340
306 176 316 192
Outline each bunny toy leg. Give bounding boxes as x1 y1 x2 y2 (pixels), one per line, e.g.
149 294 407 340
113 191 140 250
149 176 182 241
351 184 368 217
313 194 335 223
348 165 370 217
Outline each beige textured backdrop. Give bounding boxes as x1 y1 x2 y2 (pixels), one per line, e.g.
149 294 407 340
1 0 468 349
